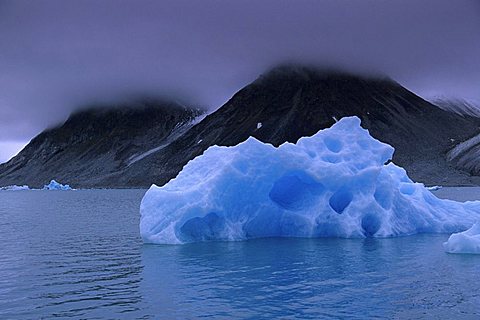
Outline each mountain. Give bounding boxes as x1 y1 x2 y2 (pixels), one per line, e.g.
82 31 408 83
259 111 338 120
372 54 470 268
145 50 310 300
0 100 203 188
447 132 480 176
429 99 480 177
432 98 480 118
1 65 480 188
118 65 480 187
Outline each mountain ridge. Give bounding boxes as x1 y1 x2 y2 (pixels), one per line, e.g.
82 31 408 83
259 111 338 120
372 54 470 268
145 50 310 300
432 98 480 118
0 100 204 188
118 65 480 187
1 65 480 188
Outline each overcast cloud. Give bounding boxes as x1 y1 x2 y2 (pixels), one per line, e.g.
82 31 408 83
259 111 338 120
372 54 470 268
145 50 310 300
0 0 479 162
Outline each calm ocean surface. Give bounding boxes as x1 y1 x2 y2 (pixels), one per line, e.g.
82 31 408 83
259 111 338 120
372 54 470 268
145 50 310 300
0 189 479 319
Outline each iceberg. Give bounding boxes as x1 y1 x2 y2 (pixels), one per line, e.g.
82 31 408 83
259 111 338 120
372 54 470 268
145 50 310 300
140 116 480 244
43 180 73 190
0 185 30 191
444 223 480 254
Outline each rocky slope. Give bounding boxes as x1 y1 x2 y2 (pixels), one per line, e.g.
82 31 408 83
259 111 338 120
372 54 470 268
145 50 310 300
447 133 480 175
431 99 480 177
0 100 203 188
118 65 480 187
1 65 480 188
433 98 480 118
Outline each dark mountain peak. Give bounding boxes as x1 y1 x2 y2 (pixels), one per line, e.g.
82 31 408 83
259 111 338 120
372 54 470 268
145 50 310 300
217 64 404 122
66 99 201 123
215 64 415 133
0 99 204 188
255 63 395 87
29 99 203 153
120 65 480 187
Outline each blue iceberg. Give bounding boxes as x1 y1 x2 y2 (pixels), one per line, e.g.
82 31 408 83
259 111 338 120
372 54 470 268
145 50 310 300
140 117 480 244
0 185 30 191
444 222 480 254
43 180 73 190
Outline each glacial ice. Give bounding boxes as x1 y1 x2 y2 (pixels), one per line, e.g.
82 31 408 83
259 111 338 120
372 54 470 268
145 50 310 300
444 223 480 254
0 181 72 191
43 180 73 190
0 185 30 191
140 116 480 244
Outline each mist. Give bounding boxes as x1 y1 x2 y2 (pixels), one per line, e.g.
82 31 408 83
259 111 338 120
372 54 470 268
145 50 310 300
1 0 479 161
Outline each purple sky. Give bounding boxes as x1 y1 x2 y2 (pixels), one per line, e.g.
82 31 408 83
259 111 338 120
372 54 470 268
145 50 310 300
1 0 479 162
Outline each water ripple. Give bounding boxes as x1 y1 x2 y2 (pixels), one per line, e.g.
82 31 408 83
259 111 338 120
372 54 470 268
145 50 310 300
0 190 479 319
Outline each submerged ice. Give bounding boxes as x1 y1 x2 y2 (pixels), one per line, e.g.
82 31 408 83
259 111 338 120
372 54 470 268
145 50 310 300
140 117 480 244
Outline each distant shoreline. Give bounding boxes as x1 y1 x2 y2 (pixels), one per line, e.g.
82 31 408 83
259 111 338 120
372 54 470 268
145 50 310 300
431 186 480 202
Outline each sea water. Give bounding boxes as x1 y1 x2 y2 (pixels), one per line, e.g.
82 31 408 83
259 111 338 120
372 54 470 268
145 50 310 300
0 189 478 319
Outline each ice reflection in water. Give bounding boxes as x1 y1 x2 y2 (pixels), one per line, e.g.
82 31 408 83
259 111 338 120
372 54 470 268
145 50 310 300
0 189 478 319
